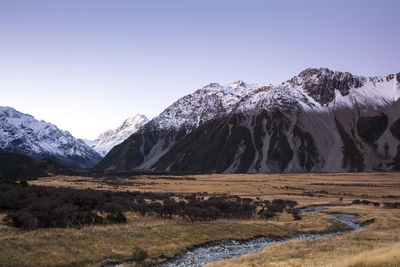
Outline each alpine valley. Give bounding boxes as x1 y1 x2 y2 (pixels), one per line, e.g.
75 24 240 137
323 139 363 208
95 68 400 173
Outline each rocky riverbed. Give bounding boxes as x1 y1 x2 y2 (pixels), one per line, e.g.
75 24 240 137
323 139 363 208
157 206 363 267
103 205 363 267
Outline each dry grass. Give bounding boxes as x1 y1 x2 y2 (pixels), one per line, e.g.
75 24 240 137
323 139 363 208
347 242 400 267
31 172 400 206
206 204 400 267
0 211 343 266
3 172 400 266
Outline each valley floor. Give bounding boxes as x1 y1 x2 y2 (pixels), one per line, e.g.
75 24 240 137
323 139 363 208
1 172 400 266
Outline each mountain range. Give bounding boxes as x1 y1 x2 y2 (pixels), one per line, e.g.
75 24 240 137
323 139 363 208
85 114 149 157
0 106 101 170
95 68 400 173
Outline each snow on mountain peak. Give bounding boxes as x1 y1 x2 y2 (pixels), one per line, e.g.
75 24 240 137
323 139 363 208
147 68 400 133
227 80 247 89
87 113 149 157
117 114 149 132
96 68 400 174
0 106 101 169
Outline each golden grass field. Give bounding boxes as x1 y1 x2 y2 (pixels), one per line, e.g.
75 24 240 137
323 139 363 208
1 172 400 266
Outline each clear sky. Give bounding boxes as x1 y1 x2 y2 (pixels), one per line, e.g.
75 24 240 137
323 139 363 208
1 0 399 140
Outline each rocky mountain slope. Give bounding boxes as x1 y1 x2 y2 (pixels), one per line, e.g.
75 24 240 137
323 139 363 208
0 107 101 169
85 114 148 156
95 68 400 173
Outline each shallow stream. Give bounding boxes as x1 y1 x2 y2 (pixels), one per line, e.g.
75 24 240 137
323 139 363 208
156 205 363 267
106 205 363 267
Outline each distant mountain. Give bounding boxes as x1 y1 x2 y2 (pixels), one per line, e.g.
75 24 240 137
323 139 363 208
0 152 71 181
0 107 101 169
85 114 149 157
95 68 400 173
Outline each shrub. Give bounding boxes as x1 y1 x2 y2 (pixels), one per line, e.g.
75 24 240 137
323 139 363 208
106 213 127 224
131 247 148 263
287 208 302 220
383 202 400 209
0 183 302 229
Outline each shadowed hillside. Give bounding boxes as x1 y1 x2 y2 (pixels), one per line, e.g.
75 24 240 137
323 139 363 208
0 152 71 181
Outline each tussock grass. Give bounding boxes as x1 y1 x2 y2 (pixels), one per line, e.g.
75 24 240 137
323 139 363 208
6 171 400 266
206 205 400 267
0 212 342 266
348 242 400 267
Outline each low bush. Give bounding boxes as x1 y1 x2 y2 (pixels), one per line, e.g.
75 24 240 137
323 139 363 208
352 199 380 207
131 247 148 263
0 183 300 230
383 202 400 209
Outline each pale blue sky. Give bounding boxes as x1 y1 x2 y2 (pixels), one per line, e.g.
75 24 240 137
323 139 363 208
1 0 399 139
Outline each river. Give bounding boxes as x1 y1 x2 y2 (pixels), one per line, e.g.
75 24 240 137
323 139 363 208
105 205 363 267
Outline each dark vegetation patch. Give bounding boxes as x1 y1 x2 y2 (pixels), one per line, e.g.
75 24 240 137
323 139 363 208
95 179 144 187
279 185 307 191
352 199 380 207
0 183 300 230
85 170 201 179
352 199 400 209
257 199 299 220
0 152 71 181
382 195 400 199
309 183 400 187
147 176 196 181
334 118 364 171
131 247 149 263
356 114 388 148
296 192 325 198
359 218 376 226
383 202 400 209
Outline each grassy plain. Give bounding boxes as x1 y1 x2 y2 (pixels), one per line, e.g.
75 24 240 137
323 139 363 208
1 172 399 266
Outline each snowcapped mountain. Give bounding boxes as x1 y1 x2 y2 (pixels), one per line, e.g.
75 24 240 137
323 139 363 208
95 68 400 173
86 114 149 157
0 107 101 169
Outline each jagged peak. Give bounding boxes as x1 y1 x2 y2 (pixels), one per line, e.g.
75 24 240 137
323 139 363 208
89 113 149 156
227 80 247 88
296 67 361 81
117 114 149 132
122 113 149 125
0 106 28 119
97 129 114 139
0 106 17 112
295 67 399 84
289 68 364 106
96 114 149 140
202 82 221 89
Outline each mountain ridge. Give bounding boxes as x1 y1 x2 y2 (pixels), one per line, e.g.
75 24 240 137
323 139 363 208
95 68 400 173
85 114 149 157
0 106 101 169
